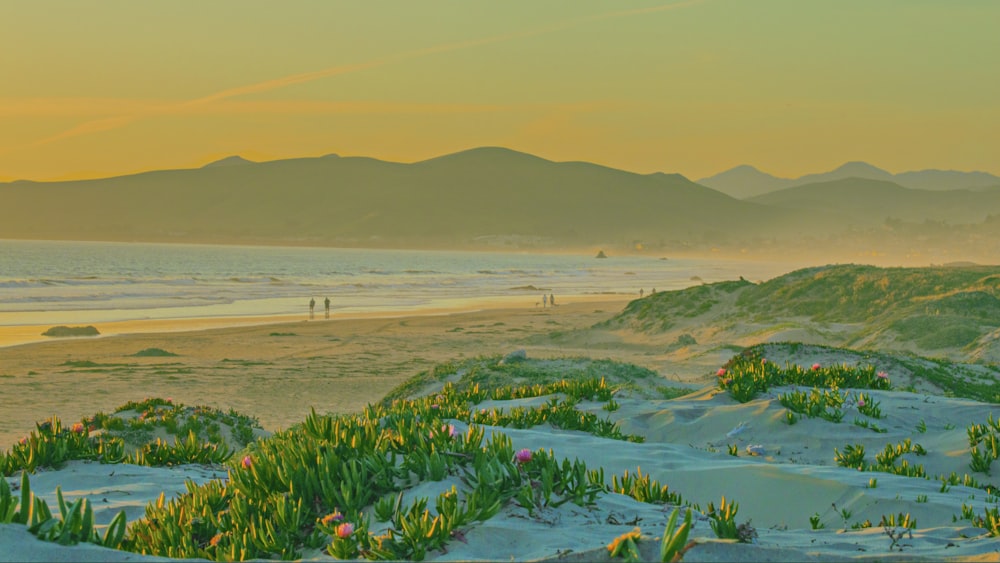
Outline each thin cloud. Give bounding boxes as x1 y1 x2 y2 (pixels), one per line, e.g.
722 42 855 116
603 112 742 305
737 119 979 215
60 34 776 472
178 60 391 109
0 97 162 117
31 115 138 147
23 0 705 149
3 98 615 118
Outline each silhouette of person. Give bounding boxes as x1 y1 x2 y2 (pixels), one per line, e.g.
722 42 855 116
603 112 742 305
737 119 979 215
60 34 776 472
324 297 330 319
542 294 548 308
639 288 644 298
309 298 315 319
550 293 555 307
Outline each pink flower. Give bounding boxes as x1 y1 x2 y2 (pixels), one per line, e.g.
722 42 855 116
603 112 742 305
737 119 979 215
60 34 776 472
857 397 866 407
445 424 457 438
71 422 85 434
335 522 355 539
18 437 27 445
877 371 889 380
761 358 767 364
430 404 439 410
716 368 727 377
241 455 252 469
811 363 821 371
515 449 533 464
321 511 344 526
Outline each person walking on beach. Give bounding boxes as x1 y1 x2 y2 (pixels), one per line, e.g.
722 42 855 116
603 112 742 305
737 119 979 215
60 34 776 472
639 288 644 298
550 293 555 307
309 298 315 319
324 297 330 319
542 294 548 308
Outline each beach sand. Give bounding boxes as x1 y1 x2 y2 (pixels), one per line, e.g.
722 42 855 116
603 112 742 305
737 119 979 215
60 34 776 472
0 295 639 450
4 295 1000 562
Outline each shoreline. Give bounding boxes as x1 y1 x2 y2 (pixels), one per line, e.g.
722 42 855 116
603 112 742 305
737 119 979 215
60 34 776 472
0 293 631 349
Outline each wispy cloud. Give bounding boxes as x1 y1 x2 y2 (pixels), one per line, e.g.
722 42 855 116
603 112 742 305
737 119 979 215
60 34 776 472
0 98 163 117
20 0 705 149
3 97 615 117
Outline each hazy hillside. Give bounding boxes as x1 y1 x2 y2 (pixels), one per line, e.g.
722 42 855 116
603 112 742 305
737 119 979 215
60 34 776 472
3 147 1000 261
598 264 1000 364
746 178 1000 225
693 165 795 199
895 169 1000 192
0 147 801 252
699 162 1000 199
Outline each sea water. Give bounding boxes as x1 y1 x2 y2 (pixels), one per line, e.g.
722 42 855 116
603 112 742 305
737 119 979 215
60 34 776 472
0 239 799 328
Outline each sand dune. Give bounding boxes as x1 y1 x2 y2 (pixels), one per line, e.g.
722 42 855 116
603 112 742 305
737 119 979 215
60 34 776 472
4 381 999 561
2 298 999 562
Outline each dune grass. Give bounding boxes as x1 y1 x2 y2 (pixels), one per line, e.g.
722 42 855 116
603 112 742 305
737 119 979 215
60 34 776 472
379 355 667 406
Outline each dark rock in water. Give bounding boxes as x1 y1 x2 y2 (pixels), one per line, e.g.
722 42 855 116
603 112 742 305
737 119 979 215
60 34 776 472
41 325 100 337
595 250 608 258
499 349 527 365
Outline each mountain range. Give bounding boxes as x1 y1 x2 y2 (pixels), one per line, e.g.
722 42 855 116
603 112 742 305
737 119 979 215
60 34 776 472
697 162 1000 199
2 147 1000 262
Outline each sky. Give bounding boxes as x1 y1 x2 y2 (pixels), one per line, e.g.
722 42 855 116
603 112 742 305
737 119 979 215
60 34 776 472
1 0 998 182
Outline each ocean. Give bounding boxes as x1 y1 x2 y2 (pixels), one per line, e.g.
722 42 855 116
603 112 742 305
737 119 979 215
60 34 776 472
0 239 800 329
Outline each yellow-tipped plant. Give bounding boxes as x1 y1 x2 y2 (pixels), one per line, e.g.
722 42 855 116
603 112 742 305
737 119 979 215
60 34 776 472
660 507 693 562
706 495 740 540
607 527 642 561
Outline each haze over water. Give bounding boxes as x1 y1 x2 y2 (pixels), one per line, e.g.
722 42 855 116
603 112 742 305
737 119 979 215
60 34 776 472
0 240 798 331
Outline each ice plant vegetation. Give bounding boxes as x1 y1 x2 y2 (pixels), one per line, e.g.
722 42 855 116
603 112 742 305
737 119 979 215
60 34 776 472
14 380 693 561
606 527 642 561
716 350 891 403
0 472 127 549
659 507 693 562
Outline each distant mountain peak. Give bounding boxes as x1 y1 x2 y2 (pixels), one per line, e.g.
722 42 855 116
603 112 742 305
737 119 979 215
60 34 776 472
202 155 255 168
830 161 891 177
449 146 546 159
415 146 553 166
698 164 782 181
696 165 789 199
729 164 766 173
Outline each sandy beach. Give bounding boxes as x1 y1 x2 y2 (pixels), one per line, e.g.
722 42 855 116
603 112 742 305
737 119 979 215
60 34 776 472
0 295 638 450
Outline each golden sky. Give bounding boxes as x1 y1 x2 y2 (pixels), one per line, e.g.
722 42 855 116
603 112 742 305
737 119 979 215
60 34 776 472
2 1 998 182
